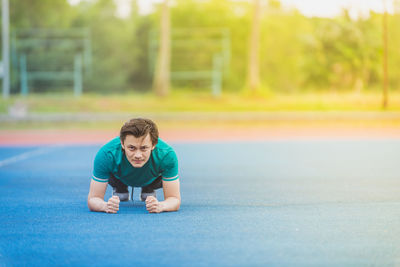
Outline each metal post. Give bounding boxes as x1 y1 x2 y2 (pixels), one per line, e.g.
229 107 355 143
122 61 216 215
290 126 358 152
11 33 17 76
19 55 28 95
212 54 222 97
148 31 157 75
74 54 82 97
222 29 230 75
84 28 92 75
2 0 10 99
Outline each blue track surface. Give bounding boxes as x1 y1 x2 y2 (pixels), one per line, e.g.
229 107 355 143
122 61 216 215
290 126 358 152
1 140 400 266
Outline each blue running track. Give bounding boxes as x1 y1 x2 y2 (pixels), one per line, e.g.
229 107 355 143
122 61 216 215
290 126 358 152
1 140 400 266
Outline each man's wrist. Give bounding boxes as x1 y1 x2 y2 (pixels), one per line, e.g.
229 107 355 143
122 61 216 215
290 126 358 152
159 201 167 212
159 197 180 212
101 201 108 213
88 197 108 213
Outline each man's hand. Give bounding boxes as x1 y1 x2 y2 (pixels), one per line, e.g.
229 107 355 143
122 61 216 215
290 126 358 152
105 195 120 213
145 196 163 213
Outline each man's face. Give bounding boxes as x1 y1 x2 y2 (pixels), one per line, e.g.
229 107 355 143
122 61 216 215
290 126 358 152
121 134 155 168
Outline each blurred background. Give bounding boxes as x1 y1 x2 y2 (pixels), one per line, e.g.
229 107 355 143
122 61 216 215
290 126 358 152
0 0 399 139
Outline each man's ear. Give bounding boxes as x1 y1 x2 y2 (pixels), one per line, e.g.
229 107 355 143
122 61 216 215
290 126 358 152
151 142 157 150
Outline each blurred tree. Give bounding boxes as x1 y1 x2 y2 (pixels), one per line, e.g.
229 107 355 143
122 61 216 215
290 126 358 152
302 10 382 92
382 0 388 108
391 0 400 90
260 2 311 92
246 0 261 93
9 0 77 93
10 0 75 29
7 0 400 96
70 0 143 93
170 0 250 92
353 14 380 93
152 0 170 97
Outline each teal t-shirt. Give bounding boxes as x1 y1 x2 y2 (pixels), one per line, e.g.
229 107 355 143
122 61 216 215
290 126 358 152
92 137 179 187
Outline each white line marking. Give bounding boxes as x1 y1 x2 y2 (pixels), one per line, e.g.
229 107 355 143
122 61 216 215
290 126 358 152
0 146 61 168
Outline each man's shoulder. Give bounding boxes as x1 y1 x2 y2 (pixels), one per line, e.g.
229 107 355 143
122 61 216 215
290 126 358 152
154 138 179 176
101 136 121 149
155 138 175 152
154 138 177 160
97 137 122 157
93 137 121 179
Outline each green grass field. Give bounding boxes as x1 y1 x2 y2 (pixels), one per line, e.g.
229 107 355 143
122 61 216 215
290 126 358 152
1 90 399 130
1 90 400 113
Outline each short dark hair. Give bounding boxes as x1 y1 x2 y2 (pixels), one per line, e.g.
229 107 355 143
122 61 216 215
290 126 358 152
120 118 159 145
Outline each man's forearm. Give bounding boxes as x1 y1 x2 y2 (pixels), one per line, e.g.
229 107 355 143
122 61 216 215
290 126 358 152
160 197 180 212
88 197 106 212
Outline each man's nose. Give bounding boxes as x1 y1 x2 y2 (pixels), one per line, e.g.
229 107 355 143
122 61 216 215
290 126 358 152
134 151 142 158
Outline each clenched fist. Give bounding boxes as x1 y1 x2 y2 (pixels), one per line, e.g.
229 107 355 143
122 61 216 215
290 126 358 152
145 196 163 213
105 195 120 213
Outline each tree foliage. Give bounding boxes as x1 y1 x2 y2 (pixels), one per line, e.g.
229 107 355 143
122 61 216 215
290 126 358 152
8 0 400 94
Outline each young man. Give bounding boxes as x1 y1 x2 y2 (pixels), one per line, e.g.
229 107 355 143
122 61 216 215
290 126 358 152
87 118 180 214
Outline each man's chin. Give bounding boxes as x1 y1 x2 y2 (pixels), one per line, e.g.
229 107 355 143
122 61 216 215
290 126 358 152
131 161 145 168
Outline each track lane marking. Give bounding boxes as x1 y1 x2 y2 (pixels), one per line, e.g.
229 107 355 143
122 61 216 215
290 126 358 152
0 146 61 168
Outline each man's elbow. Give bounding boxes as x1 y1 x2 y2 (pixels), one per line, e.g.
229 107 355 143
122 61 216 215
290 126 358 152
87 197 94 211
175 197 181 211
164 196 180 212
87 196 100 212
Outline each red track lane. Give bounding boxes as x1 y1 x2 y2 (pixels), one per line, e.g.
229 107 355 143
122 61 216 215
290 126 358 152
1 127 400 146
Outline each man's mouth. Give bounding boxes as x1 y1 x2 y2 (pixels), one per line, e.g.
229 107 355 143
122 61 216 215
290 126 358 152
133 160 143 164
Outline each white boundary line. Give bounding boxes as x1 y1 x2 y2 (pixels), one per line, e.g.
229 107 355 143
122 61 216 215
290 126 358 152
0 146 61 168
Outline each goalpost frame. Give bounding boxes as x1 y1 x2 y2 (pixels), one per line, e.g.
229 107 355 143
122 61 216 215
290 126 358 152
2 0 10 99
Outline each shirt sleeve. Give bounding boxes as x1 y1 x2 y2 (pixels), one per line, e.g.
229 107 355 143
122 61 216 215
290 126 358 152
161 150 179 182
92 149 112 183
